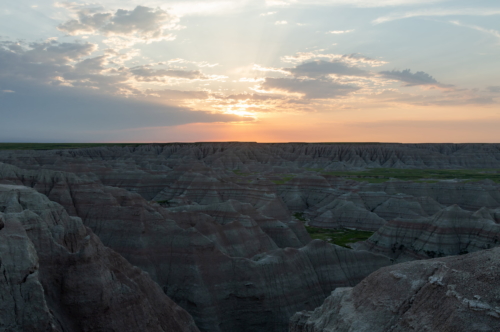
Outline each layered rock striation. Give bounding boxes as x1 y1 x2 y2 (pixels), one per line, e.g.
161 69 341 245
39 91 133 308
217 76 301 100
1 143 500 332
0 162 391 332
355 204 500 261
2 143 500 174
290 247 500 332
0 185 199 332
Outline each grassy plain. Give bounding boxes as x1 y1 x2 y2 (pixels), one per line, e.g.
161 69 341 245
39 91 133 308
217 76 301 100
0 142 237 151
272 175 296 185
305 226 374 248
321 168 500 183
0 143 145 150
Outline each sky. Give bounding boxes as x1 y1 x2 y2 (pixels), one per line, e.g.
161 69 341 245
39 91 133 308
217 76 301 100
1 0 499 143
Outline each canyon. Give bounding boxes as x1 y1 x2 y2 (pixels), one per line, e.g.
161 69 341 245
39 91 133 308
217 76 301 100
0 143 499 331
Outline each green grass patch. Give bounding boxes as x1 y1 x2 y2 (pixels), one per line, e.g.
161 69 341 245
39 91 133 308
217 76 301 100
305 226 374 248
321 168 500 183
293 212 307 222
272 175 296 185
0 143 152 151
0 142 231 151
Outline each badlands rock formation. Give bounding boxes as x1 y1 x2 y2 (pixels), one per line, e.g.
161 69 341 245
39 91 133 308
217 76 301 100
290 247 500 332
1 143 500 173
0 185 199 332
355 204 500 261
0 162 391 332
0 143 499 332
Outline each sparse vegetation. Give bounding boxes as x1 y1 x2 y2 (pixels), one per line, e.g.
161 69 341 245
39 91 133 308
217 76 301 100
305 226 374 248
232 170 253 176
320 168 500 183
293 212 307 222
272 175 296 185
0 143 185 151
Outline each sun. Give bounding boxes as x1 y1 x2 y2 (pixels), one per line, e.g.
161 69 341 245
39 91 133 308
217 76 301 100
223 102 259 118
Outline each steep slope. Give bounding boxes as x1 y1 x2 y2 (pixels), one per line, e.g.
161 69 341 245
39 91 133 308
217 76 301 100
0 184 199 332
0 162 391 332
355 205 500 260
290 247 500 332
2 143 500 174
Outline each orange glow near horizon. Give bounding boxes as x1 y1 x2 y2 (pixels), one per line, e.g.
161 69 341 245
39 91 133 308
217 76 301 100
104 103 500 144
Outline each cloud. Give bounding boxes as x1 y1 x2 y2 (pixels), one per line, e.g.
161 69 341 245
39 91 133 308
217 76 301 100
130 66 208 81
373 7 500 24
366 89 495 106
281 51 387 66
487 86 500 93
328 30 354 34
57 4 180 43
275 20 288 25
1 40 97 65
0 80 248 142
260 11 277 16
0 39 222 97
379 69 447 87
449 20 500 40
285 60 370 78
146 89 209 100
0 41 246 141
252 64 290 75
340 53 387 67
267 0 450 8
260 77 359 99
220 92 285 101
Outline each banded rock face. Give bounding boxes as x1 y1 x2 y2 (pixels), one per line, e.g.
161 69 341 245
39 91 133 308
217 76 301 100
2 144 500 174
0 162 391 332
0 185 199 332
289 247 500 332
1 144 500 331
1 145 500 234
355 204 500 261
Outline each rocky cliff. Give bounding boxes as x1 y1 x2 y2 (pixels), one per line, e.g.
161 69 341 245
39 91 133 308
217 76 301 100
355 204 500 261
0 162 391 332
1 143 499 332
290 247 500 332
2 144 500 175
0 185 199 332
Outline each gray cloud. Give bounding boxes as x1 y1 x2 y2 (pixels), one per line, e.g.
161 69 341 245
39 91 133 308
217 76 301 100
0 39 245 142
1 40 96 65
147 89 209 99
487 86 500 93
340 53 387 66
130 66 207 81
58 5 178 41
286 60 369 78
0 42 134 94
57 6 111 35
379 69 443 86
0 78 247 142
260 77 359 99
222 93 285 101
368 89 496 106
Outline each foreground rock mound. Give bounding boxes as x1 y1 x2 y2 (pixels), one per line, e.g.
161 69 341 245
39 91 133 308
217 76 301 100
0 185 199 332
290 247 500 332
